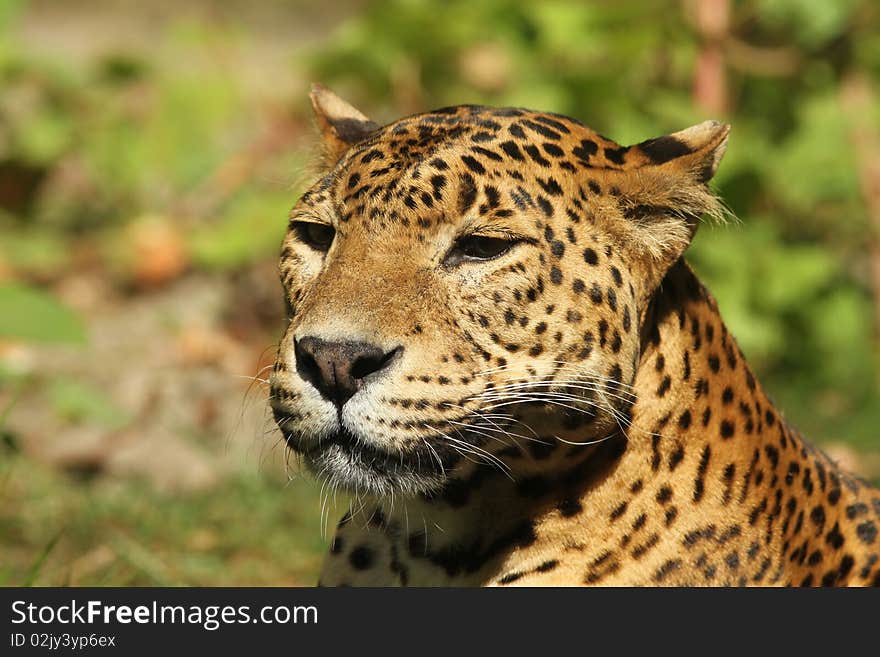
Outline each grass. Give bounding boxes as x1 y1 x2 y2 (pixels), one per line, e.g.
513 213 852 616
0 453 329 586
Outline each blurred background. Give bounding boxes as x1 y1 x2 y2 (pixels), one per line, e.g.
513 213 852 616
1 0 878 585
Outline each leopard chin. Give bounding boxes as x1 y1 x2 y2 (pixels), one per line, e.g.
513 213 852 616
294 429 450 497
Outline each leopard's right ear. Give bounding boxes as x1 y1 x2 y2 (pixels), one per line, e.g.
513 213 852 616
310 84 379 167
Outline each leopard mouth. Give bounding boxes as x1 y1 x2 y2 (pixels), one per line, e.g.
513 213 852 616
286 428 455 496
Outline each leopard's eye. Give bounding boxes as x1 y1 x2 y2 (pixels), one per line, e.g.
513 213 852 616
291 221 335 252
446 235 516 265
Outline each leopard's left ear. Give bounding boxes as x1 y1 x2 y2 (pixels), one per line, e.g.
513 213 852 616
309 83 380 166
615 121 730 280
631 120 730 183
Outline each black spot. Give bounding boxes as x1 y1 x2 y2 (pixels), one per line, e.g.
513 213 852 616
472 146 503 162
360 149 383 164
557 498 583 517
857 521 877 545
458 174 477 214
536 559 559 573
637 134 692 164
349 545 375 570
610 501 628 521
521 119 561 140
611 266 623 287
583 248 599 265
725 551 740 570
610 331 622 353
632 533 660 559
524 145 551 167
810 505 826 532
543 142 564 157
461 155 485 174
604 146 629 165
721 464 736 504
720 420 735 439
825 522 845 550
653 558 682 582
838 554 855 579
606 287 618 312
655 376 671 398
498 571 524 585
484 185 501 209
500 140 524 161
538 177 563 196
749 498 767 525
683 525 716 547
678 410 692 430
573 139 598 162
609 364 622 383
532 115 571 133
537 196 553 216
846 503 868 519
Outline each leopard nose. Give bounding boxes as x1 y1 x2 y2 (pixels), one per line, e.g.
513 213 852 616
294 336 402 408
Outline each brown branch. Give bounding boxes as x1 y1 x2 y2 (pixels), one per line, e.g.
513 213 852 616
690 0 730 114
840 74 880 354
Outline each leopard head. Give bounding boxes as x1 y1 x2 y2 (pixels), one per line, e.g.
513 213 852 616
270 85 729 497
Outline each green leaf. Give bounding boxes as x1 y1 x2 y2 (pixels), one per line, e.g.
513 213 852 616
48 379 129 429
0 0 24 34
0 284 86 344
757 0 860 47
189 190 294 270
22 529 64 586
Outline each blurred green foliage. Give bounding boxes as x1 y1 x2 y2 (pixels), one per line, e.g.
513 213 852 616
0 454 326 585
0 0 878 450
0 283 85 343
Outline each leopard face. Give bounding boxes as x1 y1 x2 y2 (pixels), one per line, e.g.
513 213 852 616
270 87 728 498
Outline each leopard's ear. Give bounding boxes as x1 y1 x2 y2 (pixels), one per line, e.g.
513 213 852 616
615 121 730 281
631 120 730 183
309 84 380 166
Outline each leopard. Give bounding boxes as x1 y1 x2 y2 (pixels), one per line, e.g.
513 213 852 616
269 84 880 586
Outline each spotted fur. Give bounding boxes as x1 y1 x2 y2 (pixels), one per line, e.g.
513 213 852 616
269 85 880 587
